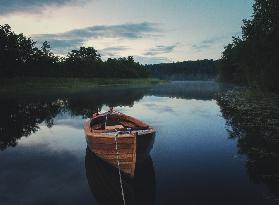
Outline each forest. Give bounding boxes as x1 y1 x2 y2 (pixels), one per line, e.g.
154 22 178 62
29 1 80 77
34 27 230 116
0 24 149 78
0 24 218 81
218 0 279 91
146 59 217 80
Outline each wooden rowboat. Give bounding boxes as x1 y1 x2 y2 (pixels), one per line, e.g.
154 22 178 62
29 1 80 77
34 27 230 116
84 109 155 177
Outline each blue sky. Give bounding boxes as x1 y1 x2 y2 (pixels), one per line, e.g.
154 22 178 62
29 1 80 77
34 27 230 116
0 0 253 64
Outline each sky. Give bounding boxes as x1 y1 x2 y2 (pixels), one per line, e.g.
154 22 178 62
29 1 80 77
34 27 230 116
0 0 254 64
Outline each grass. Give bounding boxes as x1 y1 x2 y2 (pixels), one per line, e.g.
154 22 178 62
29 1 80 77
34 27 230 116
0 77 166 92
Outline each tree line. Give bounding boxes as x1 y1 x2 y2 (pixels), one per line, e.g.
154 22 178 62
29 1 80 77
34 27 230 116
218 0 279 91
0 24 149 78
146 59 217 80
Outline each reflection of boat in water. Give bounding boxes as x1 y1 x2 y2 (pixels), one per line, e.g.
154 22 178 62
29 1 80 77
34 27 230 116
84 109 156 177
85 148 156 205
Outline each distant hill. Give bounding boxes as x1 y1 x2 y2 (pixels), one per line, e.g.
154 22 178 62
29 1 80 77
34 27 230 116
146 59 217 80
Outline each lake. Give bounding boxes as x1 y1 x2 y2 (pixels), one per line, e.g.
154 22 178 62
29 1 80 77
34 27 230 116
0 81 278 205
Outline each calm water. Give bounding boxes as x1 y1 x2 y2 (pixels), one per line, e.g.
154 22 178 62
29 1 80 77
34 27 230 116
0 81 278 205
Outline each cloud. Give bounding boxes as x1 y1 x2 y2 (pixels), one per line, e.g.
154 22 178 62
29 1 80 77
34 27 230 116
143 103 175 113
0 145 91 205
42 39 83 54
33 22 160 40
0 0 87 15
144 44 177 56
32 22 161 54
134 56 172 65
54 118 84 129
192 36 227 51
101 46 128 52
33 39 83 55
99 46 129 58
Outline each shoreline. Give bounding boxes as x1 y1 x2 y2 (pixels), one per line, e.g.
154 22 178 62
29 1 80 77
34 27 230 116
0 77 166 93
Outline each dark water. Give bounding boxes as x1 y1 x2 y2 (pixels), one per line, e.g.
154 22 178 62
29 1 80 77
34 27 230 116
0 81 279 205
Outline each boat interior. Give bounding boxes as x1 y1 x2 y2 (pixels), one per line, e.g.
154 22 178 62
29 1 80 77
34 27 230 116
90 112 149 132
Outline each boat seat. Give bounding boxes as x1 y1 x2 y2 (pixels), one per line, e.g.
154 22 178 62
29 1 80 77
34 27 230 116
105 125 124 130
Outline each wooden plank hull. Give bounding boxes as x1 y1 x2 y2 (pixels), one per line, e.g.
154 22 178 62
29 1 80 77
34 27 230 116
87 134 137 176
84 120 155 177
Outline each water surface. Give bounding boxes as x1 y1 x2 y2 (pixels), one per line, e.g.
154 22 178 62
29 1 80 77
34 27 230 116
0 81 278 205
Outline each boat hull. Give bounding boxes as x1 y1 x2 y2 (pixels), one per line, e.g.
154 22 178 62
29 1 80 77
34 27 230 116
84 121 155 177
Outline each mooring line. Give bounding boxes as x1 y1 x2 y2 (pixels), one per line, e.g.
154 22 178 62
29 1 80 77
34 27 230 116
104 110 126 205
104 113 108 128
114 132 126 205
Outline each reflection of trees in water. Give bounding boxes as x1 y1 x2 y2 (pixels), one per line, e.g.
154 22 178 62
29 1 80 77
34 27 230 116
217 90 279 199
0 87 147 150
0 81 229 150
68 87 148 117
0 99 65 150
85 148 156 205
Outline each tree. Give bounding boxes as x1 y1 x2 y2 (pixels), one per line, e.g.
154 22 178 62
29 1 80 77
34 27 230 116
66 47 101 63
0 24 150 78
0 24 37 77
219 0 279 91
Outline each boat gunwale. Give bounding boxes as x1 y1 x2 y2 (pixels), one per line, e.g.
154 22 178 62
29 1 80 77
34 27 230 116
84 110 156 138
84 121 155 139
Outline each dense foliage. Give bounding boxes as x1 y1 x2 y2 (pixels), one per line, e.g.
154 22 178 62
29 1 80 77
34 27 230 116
218 0 279 91
146 59 217 80
0 24 149 78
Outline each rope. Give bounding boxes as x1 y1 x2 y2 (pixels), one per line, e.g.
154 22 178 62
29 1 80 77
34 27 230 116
114 132 126 205
104 113 108 128
104 110 126 205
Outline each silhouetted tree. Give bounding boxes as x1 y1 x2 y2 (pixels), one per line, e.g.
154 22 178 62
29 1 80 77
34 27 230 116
0 24 149 78
0 24 37 77
218 0 279 91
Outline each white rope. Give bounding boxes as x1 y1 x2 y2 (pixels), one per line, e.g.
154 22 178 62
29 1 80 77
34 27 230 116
104 113 108 128
104 111 125 205
114 132 126 205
